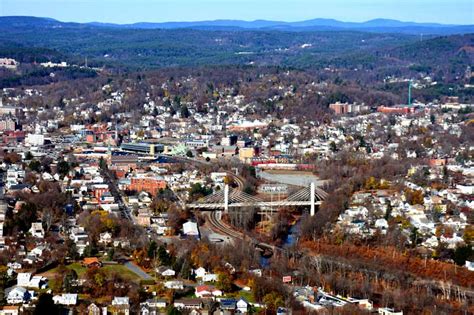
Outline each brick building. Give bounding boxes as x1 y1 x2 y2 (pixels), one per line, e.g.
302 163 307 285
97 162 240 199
377 106 415 115
128 177 167 196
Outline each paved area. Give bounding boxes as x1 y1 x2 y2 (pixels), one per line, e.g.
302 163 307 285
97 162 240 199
124 261 153 280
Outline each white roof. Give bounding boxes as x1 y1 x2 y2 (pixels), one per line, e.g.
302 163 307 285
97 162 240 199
183 221 199 235
17 273 31 286
112 297 129 305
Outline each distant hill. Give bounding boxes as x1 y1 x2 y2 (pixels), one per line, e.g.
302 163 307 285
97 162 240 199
1 16 473 35
89 17 473 35
0 16 471 72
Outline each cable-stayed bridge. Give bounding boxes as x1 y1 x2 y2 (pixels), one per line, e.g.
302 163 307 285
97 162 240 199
187 182 328 216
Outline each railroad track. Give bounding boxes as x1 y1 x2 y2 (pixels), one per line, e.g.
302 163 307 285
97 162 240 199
208 211 243 239
207 211 285 256
225 171 245 190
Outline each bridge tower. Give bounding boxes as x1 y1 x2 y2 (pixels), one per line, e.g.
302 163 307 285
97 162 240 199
310 182 315 216
224 184 229 213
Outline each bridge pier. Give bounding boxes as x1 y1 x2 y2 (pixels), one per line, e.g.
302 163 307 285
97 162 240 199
310 182 315 216
224 184 229 213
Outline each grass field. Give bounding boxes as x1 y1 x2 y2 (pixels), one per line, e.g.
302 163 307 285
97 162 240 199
41 262 141 282
102 264 141 281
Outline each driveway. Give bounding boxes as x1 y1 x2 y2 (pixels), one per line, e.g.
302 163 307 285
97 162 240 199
124 261 153 280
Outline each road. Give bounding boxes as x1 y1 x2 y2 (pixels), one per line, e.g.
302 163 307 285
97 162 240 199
124 261 153 280
100 167 134 222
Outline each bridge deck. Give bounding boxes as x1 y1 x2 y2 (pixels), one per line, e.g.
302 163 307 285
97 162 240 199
188 200 323 209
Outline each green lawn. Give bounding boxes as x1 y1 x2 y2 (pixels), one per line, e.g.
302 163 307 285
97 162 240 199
68 262 87 277
45 262 87 278
45 263 140 282
237 290 255 303
102 264 141 281
222 290 255 303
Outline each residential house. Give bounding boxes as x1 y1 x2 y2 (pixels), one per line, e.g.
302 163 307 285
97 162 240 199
82 257 102 268
99 232 113 245
87 303 101 315
111 297 130 315
194 267 207 278
156 266 176 277
378 308 403 315
28 222 45 238
237 298 249 313
182 221 199 237
174 299 203 309
140 299 167 315
15 273 47 289
201 273 218 282
69 226 89 243
0 306 20 315
220 299 236 311
164 280 184 290
28 275 48 289
6 286 30 304
113 239 131 248
53 293 78 306
195 285 222 298
16 273 32 287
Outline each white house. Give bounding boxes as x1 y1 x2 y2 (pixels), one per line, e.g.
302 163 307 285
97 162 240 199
7 262 22 271
378 308 403 315
111 296 130 315
465 261 474 271
28 222 45 238
195 285 222 298
237 298 249 313
30 245 46 258
112 297 130 306
374 219 388 230
173 299 203 309
16 273 32 287
182 221 199 236
156 266 175 277
16 273 47 289
6 287 30 304
28 276 48 289
99 232 113 245
194 267 207 278
202 273 218 282
141 298 167 309
69 227 88 243
53 293 78 306
164 281 184 290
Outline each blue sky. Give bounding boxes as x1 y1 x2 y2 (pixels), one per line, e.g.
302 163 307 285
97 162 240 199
1 0 473 24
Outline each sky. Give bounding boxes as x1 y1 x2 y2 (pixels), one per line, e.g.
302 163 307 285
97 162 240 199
1 0 473 25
